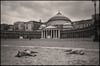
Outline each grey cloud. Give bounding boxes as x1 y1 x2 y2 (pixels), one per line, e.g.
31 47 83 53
1 1 99 24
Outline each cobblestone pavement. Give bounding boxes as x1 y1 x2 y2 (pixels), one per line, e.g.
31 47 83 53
1 39 99 65
1 46 99 65
1 39 99 49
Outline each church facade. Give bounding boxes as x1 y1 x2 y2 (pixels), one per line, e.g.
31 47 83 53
39 12 94 39
40 12 73 39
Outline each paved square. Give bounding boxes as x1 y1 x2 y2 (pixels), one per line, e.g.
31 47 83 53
1 39 99 65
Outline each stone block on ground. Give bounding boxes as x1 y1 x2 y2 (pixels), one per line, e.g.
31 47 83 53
15 49 38 57
65 49 85 55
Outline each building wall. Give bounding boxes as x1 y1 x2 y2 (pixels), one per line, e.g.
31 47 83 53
19 23 25 31
8 25 14 31
14 21 41 31
60 26 94 38
47 20 71 26
73 19 93 29
0 24 9 31
14 22 25 31
1 24 95 39
1 31 41 39
25 22 34 31
92 14 100 41
32 22 42 30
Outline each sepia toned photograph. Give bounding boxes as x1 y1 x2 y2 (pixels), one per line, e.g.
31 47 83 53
1 0 99 65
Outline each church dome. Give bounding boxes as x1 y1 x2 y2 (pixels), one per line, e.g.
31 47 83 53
48 12 71 22
46 12 72 26
44 11 73 30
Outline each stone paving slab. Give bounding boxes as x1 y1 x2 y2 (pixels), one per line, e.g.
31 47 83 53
1 46 99 65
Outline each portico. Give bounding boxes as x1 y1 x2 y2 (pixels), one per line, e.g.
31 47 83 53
41 29 60 39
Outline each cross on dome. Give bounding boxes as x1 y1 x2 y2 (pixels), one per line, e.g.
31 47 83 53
56 10 62 15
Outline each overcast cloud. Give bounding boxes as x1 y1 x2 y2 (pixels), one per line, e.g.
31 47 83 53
1 1 99 24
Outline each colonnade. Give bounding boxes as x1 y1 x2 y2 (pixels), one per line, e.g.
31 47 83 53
41 29 60 39
60 29 93 38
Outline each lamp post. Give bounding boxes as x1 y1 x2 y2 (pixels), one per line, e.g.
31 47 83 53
92 0 98 41
92 0 96 25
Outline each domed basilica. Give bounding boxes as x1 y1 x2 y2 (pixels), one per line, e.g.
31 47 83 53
40 11 73 39
40 11 73 30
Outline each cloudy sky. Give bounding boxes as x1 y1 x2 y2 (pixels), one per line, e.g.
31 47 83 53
1 1 99 24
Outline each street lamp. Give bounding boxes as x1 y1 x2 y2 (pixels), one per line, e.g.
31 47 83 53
92 0 96 25
92 0 98 41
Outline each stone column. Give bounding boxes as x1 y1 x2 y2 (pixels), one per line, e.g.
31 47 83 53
57 30 58 38
55 30 56 39
44 30 45 39
53 30 55 38
58 29 60 39
72 32 74 38
81 32 83 39
44 30 46 38
43 30 44 38
41 30 43 39
59 30 60 39
52 30 53 38
51 30 52 38
46 30 48 38
44 31 46 38
42 31 44 38
56 30 57 39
